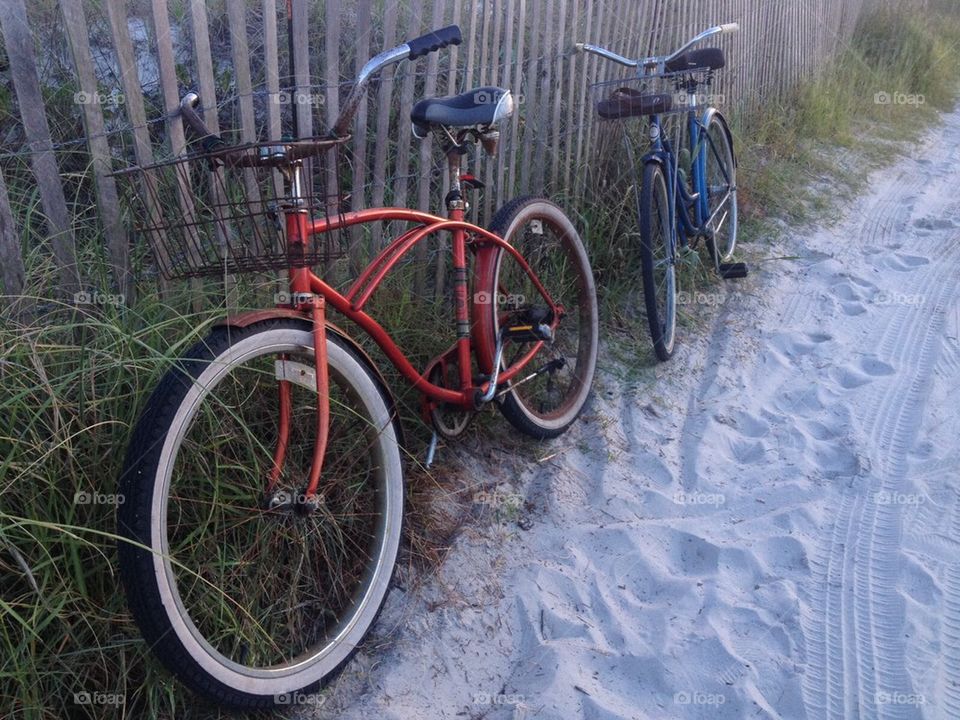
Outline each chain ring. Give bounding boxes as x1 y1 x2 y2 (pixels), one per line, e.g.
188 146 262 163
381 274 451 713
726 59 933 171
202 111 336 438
428 363 474 439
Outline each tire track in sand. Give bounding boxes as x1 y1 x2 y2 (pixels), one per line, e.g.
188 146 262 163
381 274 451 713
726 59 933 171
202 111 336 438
801 111 960 720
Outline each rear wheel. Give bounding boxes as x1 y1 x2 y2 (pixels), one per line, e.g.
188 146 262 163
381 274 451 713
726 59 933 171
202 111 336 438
639 161 677 361
117 319 402 708
700 112 738 267
484 197 598 439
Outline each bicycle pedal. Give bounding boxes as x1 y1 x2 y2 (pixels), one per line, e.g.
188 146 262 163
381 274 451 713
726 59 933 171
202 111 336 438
503 324 553 342
502 307 554 342
718 262 748 279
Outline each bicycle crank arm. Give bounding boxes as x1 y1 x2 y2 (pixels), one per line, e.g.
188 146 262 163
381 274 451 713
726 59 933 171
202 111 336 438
476 316 557 405
496 357 567 398
475 333 507 405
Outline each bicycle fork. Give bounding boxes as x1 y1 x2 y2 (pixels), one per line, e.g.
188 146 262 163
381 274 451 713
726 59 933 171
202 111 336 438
263 206 331 514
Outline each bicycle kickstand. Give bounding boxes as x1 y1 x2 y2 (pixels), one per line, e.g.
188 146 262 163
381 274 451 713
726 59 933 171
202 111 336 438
425 430 439 468
426 330 506 470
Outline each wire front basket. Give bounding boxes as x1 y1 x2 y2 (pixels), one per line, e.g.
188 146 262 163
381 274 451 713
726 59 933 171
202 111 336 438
591 65 718 121
113 139 349 280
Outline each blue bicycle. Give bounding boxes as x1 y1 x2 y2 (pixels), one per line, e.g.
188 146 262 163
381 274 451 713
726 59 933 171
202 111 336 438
578 24 745 360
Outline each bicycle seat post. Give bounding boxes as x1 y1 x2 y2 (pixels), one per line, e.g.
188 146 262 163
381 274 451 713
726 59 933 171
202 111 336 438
445 145 467 216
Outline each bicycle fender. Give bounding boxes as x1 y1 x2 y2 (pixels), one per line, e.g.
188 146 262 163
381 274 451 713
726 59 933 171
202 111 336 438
214 308 310 328
699 107 737 168
640 151 667 169
214 309 406 449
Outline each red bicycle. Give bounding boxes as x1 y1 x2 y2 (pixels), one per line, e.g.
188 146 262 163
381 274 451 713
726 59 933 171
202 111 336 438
115 26 597 708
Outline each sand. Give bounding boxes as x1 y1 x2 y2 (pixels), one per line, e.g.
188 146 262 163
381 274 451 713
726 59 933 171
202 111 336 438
306 109 960 720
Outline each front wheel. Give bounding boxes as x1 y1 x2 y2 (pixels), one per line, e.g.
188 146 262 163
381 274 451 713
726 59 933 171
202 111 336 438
117 319 403 709
481 197 599 439
639 161 677 361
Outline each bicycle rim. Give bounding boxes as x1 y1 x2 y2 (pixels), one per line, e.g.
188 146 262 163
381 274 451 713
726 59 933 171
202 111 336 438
488 198 598 437
128 324 402 697
703 115 738 264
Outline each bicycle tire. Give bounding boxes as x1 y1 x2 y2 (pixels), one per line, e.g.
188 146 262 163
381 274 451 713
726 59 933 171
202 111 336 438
483 196 598 439
700 111 738 267
639 161 677 361
117 318 403 709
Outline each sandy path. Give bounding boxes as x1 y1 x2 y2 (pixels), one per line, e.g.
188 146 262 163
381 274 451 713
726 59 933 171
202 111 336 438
308 110 960 720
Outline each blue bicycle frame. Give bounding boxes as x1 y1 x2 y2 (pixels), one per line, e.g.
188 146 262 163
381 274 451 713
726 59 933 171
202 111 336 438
642 105 716 257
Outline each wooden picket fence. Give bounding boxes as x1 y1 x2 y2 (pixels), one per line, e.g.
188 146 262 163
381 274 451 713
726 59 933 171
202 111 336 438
0 0 925 307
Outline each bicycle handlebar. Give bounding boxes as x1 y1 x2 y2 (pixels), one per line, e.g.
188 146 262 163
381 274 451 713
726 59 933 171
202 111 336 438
661 23 738 66
575 23 739 72
573 43 638 68
179 25 463 157
332 24 461 136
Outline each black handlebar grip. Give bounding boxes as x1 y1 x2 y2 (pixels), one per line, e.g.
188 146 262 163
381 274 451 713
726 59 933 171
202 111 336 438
179 94 208 134
406 25 462 60
179 93 226 153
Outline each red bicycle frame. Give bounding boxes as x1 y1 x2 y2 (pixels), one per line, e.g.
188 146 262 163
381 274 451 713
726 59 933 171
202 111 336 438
286 205 560 407
264 201 560 499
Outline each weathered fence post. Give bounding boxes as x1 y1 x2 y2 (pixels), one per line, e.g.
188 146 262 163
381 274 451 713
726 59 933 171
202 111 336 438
61 0 132 304
151 0 206 309
344 0 374 276
369 1 399 250
0 0 81 299
0 169 26 312
290 0 313 139
494 0 515 211
104 0 171 295
415 0 446 294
